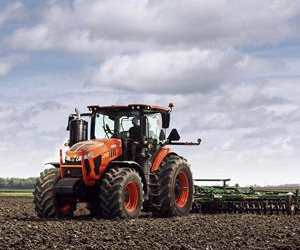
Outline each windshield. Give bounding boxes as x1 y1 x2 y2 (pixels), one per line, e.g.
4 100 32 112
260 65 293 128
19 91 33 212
93 112 163 141
94 112 138 139
94 113 115 139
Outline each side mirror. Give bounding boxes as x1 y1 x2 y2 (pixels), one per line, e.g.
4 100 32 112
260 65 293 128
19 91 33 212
167 129 180 141
162 112 170 129
159 129 166 141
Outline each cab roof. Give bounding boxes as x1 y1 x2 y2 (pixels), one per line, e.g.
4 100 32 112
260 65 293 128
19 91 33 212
87 104 169 113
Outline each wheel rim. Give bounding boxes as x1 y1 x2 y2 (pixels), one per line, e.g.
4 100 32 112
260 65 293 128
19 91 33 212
175 171 189 208
124 182 139 212
60 203 71 212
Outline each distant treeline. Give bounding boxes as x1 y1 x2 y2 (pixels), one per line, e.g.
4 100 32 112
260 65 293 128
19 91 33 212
0 177 36 189
267 184 300 188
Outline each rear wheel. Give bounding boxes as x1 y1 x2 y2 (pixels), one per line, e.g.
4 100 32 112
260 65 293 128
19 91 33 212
33 168 75 218
154 155 193 217
99 167 144 219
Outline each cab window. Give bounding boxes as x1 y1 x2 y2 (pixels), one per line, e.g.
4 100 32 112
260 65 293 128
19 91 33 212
94 113 115 139
146 113 163 142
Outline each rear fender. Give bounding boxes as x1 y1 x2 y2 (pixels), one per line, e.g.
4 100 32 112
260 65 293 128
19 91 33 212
107 161 147 195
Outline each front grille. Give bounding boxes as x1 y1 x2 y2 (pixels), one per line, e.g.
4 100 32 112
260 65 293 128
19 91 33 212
65 160 81 165
64 168 82 178
84 159 91 175
93 156 102 175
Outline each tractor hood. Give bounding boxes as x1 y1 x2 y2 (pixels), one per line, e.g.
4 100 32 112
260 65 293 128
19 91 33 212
65 139 122 161
69 140 105 152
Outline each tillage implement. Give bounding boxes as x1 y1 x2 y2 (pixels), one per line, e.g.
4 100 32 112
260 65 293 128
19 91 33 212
192 179 299 215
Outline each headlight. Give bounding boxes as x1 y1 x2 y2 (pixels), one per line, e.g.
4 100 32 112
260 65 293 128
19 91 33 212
65 155 81 161
84 153 93 159
65 153 93 162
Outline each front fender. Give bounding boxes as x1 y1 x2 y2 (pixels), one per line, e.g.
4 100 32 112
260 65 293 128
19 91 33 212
45 162 60 168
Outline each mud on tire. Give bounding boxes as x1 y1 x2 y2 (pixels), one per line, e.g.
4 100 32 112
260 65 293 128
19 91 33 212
154 155 193 217
33 168 75 218
99 167 144 219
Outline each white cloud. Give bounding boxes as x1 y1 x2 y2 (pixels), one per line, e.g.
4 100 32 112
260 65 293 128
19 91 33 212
0 61 13 77
0 2 25 27
4 0 300 55
88 49 279 94
0 55 26 78
7 25 52 50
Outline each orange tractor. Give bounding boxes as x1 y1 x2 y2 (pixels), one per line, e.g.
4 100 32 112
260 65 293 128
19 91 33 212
33 103 201 219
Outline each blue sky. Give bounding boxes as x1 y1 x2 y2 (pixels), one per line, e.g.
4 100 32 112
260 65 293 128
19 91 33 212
1 0 300 185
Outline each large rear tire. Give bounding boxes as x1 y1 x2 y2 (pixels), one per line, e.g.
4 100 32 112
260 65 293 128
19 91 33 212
99 167 144 219
154 155 193 217
33 168 75 218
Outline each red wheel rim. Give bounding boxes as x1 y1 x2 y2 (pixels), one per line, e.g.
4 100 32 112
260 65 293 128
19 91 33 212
60 203 71 212
175 171 189 208
124 182 139 212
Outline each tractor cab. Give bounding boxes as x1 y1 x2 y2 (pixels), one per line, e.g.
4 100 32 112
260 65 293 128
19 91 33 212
89 104 171 160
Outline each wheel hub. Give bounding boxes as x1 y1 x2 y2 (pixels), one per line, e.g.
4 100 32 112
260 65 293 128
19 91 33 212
175 172 189 208
124 182 139 212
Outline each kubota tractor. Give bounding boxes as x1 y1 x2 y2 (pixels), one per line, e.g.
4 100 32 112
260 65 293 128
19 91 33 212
33 103 201 219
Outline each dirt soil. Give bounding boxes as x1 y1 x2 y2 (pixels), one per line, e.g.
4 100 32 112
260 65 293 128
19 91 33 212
0 198 300 250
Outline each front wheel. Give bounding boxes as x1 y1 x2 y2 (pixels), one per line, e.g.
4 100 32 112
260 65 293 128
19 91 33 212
33 168 75 218
99 167 144 219
154 155 193 217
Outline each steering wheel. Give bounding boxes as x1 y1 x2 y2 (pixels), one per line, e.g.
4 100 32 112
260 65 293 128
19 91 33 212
103 124 113 138
106 124 113 135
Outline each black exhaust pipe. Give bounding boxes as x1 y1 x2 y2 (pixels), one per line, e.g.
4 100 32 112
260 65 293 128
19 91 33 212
69 108 88 147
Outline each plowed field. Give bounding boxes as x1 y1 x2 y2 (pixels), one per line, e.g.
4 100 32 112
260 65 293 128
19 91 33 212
0 198 299 250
